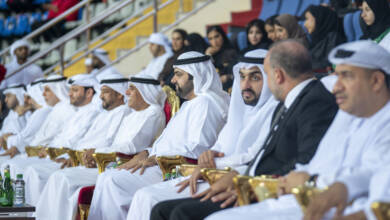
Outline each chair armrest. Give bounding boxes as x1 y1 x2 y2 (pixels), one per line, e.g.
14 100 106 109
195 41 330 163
200 167 232 185
371 201 390 220
92 152 116 174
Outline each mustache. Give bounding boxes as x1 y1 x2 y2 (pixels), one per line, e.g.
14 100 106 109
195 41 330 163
241 88 255 96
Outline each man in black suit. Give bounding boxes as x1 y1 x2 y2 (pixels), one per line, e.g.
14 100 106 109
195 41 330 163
150 39 338 220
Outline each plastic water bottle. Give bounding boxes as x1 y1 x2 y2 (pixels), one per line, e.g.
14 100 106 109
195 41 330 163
14 174 25 206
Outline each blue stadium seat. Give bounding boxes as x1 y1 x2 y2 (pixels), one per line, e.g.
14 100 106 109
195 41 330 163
297 0 322 17
3 16 17 37
343 12 355 42
14 15 30 36
0 0 8 10
0 18 4 37
259 0 281 20
30 12 42 25
321 0 330 4
237 31 248 51
352 10 363 40
278 0 302 16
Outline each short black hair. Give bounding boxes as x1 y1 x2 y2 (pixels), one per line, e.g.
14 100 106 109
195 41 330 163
173 28 188 40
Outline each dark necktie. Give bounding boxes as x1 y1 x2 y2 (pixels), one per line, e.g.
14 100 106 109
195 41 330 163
244 105 287 175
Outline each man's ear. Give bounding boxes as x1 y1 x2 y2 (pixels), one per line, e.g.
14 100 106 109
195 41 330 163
274 68 285 85
371 70 387 92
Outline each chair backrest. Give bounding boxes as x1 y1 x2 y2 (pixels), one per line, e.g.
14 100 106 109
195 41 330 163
343 12 355 42
278 0 302 16
237 31 248 51
297 0 322 17
352 10 363 41
162 85 180 124
259 0 281 20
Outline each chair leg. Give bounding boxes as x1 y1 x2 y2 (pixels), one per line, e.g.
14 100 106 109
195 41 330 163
79 204 90 220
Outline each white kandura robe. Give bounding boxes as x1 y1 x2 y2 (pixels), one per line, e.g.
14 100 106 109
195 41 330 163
206 101 390 220
0 60 43 89
23 102 100 207
6 107 52 153
88 94 228 220
0 110 28 136
127 48 279 220
136 52 172 80
35 105 165 220
30 102 75 146
34 105 131 220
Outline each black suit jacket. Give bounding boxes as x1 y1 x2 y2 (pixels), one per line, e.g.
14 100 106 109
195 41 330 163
255 79 338 176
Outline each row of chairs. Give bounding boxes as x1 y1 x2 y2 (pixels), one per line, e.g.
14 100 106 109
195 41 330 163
0 12 47 37
0 0 52 11
259 0 330 20
235 0 362 51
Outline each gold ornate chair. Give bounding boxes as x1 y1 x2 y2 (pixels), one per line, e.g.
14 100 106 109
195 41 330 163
25 146 43 157
371 201 390 220
45 147 68 161
200 167 232 185
291 185 323 212
162 85 180 122
234 175 279 206
177 164 198 177
156 156 191 180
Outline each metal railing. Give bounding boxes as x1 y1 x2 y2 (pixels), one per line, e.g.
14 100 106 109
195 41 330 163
0 0 92 61
42 0 156 76
89 0 215 77
5 0 215 79
4 0 138 79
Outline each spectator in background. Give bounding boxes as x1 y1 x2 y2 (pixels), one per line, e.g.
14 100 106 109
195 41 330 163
159 29 187 87
85 58 93 74
0 92 10 130
274 14 309 47
205 25 238 91
0 40 43 90
360 0 390 52
32 0 79 41
304 5 346 71
184 33 209 53
264 15 278 42
240 19 271 55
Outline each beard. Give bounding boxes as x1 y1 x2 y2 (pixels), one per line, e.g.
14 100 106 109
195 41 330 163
241 89 259 106
175 81 194 99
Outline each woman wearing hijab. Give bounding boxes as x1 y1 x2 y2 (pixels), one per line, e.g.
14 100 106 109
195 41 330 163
274 14 309 47
205 25 238 91
264 15 278 42
184 33 209 53
0 92 9 130
240 19 272 55
360 0 390 52
304 5 346 71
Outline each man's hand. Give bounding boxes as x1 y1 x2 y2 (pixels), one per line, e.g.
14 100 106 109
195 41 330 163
304 182 349 220
131 156 157 175
176 165 204 195
278 171 310 195
59 159 72 169
198 150 224 169
117 150 149 170
43 4 59 12
0 146 20 158
83 149 96 168
193 171 238 208
205 47 219 56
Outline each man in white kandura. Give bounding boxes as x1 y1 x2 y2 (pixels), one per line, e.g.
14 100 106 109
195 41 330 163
35 73 136 220
87 51 230 220
0 79 52 160
136 33 173 79
206 41 390 220
22 74 100 206
0 40 43 89
127 49 278 220
0 84 29 143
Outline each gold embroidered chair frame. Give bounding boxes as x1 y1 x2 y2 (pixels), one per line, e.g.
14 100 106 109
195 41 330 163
371 201 390 220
